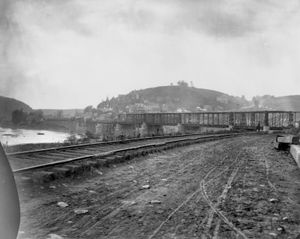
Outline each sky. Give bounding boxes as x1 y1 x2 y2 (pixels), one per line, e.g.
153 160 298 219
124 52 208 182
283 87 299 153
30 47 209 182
1 0 300 109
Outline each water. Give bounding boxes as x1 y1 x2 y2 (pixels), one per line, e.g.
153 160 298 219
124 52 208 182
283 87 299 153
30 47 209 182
0 127 72 146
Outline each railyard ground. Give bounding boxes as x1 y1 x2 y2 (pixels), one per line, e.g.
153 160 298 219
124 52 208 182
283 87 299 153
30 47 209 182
17 135 300 239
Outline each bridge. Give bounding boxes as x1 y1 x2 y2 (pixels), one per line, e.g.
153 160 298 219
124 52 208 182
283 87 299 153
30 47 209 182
95 111 300 139
117 111 299 128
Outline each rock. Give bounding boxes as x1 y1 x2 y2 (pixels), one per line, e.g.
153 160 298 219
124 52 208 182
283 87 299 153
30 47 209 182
74 209 89 215
129 166 134 169
269 232 277 237
57 202 69 208
150 200 161 204
94 170 103 175
49 185 56 189
136 210 143 216
141 184 151 189
282 216 288 221
161 179 167 181
47 234 64 239
156 209 164 214
123 200 137 206
277 135 299 144
130 201 137 206
269 198 278 203
88 190 97 194
243 200 252 205
290 145 300 168
277 226 285 232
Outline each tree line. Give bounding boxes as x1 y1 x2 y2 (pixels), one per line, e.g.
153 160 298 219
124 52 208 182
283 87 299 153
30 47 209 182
11 109 44 125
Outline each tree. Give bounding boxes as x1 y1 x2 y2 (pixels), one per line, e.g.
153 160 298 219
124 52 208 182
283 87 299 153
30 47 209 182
11 109 28 124
252 97 260 108
177 81 188 87
28 110 44 124
57 110 63 119
84 105 93 113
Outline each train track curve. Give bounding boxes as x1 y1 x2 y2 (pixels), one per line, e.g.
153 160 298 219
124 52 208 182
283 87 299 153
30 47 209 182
9 132 251 184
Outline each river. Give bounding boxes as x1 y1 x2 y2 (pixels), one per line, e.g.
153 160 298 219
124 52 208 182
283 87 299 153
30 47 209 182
0 127 72 146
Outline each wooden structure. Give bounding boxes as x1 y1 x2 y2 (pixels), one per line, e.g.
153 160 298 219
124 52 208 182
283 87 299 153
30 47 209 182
116 111 299 129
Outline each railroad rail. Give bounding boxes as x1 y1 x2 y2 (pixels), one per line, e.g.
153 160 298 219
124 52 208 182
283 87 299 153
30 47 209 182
10 132 252 184
7 132 227 156
9 132 228 171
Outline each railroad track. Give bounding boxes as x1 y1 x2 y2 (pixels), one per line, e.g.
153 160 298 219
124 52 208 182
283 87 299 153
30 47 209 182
9 133 206 171
10 132 249 184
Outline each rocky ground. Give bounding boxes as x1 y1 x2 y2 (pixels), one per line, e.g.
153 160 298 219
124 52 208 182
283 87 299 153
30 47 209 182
17 135 300 239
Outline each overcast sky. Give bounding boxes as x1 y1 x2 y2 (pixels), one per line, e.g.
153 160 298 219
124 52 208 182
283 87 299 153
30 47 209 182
1 0 300 109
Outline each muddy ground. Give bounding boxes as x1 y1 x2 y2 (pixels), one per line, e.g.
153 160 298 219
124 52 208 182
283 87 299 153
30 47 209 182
17 135 300 239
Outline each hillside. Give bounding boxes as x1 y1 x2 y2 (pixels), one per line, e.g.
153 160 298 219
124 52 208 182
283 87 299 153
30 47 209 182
255 95 300 111
0 96 32 122
41 109 84 119
97 86 249 113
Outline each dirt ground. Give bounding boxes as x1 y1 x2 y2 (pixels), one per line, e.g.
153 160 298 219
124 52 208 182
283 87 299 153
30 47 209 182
17 135 300 239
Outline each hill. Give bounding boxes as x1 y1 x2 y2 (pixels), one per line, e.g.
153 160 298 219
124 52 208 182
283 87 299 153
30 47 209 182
0 96 32 122
41 109 84 119
255 95 300 111
97 85 249 113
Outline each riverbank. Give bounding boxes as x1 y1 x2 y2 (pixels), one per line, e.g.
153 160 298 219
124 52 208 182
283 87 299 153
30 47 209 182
0 126 85 150
4 138 101 153
4 142 67 154
4 136 93 153
0 121 71 134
